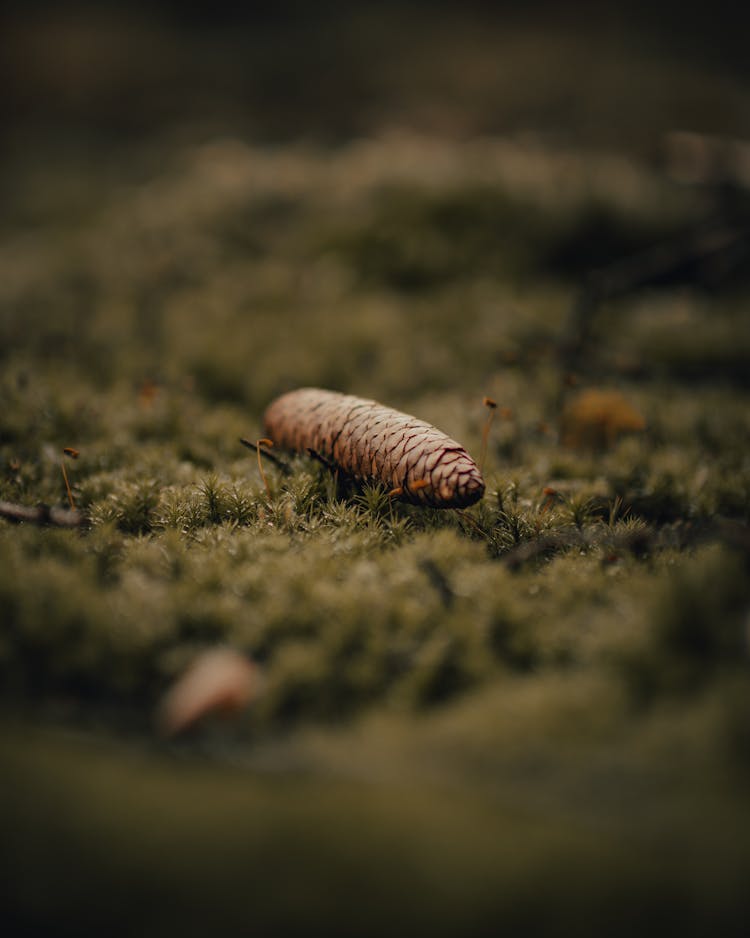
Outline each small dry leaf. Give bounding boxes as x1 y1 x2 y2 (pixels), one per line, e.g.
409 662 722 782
560 388 645 450
157 648 259 737
138 379 159 409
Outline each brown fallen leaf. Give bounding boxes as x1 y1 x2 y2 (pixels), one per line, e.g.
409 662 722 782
560 388 645 450
157 648 259 737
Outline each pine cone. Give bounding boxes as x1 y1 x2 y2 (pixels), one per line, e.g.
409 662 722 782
263 388 485 508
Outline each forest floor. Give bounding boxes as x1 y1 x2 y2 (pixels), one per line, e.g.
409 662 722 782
1 5 750 935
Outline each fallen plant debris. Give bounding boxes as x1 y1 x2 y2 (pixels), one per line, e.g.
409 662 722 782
239 437 292 475
559 388 646 450
0 499 86 528
157 648 260 737
263 387 485 508
60 446 79 509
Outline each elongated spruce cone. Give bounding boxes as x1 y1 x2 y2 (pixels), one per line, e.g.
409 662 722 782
263 388 485 508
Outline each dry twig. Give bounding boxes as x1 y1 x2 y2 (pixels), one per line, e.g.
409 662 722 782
239 437 291 475
0 500 86 528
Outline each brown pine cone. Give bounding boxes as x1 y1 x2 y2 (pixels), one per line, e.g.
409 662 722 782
263 388 485 508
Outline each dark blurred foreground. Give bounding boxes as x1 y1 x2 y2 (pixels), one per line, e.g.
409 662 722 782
3 715 749 938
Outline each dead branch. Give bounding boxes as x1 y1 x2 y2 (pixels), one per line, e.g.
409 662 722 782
0 500 86 528
560 220 750 376
239 438 292 475
306 447 337 473
502 532 583 570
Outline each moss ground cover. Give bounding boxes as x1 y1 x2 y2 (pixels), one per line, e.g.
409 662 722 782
1 6 750 935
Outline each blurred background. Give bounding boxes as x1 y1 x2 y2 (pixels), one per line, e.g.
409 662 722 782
2 1 749 145
2 0 749 401
2 1 749 195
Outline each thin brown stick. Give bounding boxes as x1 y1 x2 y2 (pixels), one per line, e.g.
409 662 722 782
60 460 76 510
479 397 497 476
502 532 584 570
419 558 454 608
306 448 337 473
456 509 486 537
559 220 750 378
0 500 86 528
255 438 274 498
239 438 291 475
